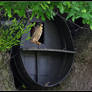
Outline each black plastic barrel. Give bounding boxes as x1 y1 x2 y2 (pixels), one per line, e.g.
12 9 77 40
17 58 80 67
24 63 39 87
10 14 75 89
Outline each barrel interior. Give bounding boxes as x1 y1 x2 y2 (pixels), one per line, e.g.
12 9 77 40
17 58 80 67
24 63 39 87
11 14 74 88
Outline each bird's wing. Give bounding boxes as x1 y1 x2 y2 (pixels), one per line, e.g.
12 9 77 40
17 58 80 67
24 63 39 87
31 25 43 41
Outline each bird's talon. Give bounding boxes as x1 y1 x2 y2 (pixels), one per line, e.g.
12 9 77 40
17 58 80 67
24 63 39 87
36 41 41 45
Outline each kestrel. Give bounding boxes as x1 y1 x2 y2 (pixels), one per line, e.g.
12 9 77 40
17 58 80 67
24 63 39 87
30 23 43 45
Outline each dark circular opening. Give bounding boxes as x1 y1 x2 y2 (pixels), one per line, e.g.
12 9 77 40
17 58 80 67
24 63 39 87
10 14 75 89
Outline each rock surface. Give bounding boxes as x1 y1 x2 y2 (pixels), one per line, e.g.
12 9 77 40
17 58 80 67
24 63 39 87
0 52 16 91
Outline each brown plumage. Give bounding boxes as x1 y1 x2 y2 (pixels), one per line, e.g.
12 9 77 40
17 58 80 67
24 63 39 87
30 23 43 45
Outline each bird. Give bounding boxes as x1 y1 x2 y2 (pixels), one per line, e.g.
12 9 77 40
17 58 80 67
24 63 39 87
44 82 50 87
30 23 43 45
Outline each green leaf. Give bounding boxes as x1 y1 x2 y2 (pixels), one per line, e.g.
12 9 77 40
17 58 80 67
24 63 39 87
59 5 64 14
74 7 80 11
47 1 51 4
81 9 86 13
41 14 45 21
6 8 12 17
40 3 46 10
36 14 40 19
30 13 35 20
72 16 75 22
90 25 92 30
44 3 49 9
0 2 6 6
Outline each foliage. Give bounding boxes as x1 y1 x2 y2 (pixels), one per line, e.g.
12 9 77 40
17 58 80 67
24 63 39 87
0 18 35 52
0 1 92 28
0 1 92 52
0 1 56 21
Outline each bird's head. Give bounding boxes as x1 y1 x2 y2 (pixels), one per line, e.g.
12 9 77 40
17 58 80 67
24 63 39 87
35 23 43 30
40 24 43 27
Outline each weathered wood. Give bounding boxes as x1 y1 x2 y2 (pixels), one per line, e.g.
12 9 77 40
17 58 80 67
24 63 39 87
20 48 76 54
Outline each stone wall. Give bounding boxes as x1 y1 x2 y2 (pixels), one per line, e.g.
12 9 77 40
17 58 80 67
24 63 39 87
0 52 16 91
